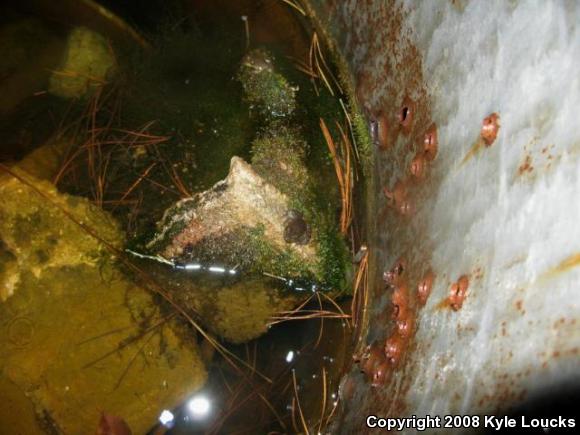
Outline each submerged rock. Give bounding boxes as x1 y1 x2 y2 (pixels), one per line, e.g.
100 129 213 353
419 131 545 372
133 48 349 344
143 267 300 344
0 168 206 433
49 27 115 99
0 167 122 288
237 48 297 119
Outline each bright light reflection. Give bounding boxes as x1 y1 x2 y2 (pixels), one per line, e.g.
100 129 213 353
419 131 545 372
188 395 211 419
159 409 174 426
285 350 295 363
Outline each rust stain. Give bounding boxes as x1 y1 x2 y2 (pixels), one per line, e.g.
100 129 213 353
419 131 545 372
517 154 534 176
436 298 451 310
460 139 484 167
541 252 580 279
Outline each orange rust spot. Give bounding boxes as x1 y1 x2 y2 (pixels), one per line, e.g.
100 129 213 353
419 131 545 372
515 300 523 312
423 123 438 161
383 179 407 205
436 298 450 310
518 155 534 175
417 269 435 306
448 275 469 311
481 112 500 146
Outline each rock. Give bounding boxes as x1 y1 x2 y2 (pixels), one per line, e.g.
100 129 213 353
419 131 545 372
49 27 115 99
147 269 300 344
147 156 321 280
0 168 207 433
237 48 297 119
0 167 122 282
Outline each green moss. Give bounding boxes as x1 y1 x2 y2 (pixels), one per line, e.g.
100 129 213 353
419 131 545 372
347 103 373 178
247 225 315 278
251 123 310 199
237 49 297 120
315 225 350 290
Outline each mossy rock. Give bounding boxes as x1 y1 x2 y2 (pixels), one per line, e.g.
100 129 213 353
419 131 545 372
251 122 311 200
237 48 297 120
49 27 115 99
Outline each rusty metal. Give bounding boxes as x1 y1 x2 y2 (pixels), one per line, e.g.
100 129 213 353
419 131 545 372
305 0 580 432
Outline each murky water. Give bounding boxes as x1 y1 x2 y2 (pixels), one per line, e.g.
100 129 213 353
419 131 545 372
0 1 367 433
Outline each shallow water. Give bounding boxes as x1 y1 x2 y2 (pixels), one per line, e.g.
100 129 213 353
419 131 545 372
0 1 363 433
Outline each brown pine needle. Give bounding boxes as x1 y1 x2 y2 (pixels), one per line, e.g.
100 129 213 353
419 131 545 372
292 370 310 435
320 118 353 235
320 291 352 329
352 247 369 328
314 292 324 349
291 397 300 434
280 0 306 16
313 33 343 94
318 366 327 434
113 163 156 211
